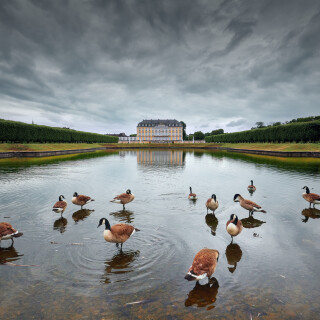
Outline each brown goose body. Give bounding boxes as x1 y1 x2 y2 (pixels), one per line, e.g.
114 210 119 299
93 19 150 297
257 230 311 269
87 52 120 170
185 248 219 281
52 195 67 214
302 186 320 208
234 194 266 215
206 194 219 213
0 222 23 245
226 214 243 239
98 218 139 250
72 192 94 209
110 189 134 209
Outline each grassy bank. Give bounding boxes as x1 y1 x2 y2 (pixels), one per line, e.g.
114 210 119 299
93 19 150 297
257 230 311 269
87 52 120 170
1 142 320 153
0 143 111 152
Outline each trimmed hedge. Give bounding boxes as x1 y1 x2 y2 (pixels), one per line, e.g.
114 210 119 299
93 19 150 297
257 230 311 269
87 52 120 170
0 119 118 143
205 121 320 143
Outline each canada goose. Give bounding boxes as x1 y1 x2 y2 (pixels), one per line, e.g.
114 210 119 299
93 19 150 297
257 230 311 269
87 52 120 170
97 218 140 250
72 192 94 209
52 195 67 215
233 194 266 216
302 186 320 208
247 180 256 192
110 189 134 210
0 222 23 246
188 187 197 200
206 194 219 213
185 248 219 281
226 214 243 243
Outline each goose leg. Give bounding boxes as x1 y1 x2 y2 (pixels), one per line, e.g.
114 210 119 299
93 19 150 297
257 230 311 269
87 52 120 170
123 204 125 210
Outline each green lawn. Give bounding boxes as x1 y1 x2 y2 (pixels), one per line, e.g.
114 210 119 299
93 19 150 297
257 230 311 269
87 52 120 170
0 142 319 153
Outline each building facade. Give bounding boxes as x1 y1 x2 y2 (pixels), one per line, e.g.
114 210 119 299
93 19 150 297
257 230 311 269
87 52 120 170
137 119 183 142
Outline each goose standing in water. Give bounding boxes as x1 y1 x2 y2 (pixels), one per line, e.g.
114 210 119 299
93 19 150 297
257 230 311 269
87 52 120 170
188 187 197 200
302 186 320 208
110 189 134 210
206 194 219 213
72 192 94 209
97 218 139 251
234 194 266 216
185 248 219 281
0 222 23 246
226 214 243 243
52 195 67 216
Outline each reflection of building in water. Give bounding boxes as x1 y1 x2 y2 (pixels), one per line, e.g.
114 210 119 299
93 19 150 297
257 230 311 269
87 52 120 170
137 150 184 166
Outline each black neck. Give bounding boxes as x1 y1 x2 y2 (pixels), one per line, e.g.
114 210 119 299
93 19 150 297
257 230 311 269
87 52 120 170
233 216 238 225
104 220 111 230
306 187 310 194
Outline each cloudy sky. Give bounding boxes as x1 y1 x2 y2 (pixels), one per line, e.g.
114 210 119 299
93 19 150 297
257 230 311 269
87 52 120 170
0 0 319 135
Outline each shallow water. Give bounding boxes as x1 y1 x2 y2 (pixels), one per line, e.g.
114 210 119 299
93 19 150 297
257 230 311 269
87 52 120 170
0 149 320 319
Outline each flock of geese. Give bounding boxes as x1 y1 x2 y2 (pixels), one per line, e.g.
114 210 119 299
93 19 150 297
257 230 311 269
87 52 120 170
0 182 319 284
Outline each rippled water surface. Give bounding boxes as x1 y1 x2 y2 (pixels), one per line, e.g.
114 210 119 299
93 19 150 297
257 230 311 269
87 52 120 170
0 149 320 319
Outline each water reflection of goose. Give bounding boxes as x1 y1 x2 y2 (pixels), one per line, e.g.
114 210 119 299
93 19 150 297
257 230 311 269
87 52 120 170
206 194 219 213
185 278 219 310
225 243 242 273
0 246 23 264
110 210 134 223
241 216 266 229
205 214 218 236
301 208 320 223
53 217 68 233
72 209 94 222
102 249 140 284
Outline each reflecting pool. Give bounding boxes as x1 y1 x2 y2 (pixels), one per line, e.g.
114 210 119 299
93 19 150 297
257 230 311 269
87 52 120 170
0 149 320 319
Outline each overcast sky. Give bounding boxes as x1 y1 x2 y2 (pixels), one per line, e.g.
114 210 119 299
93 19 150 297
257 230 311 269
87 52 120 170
0 0 319 135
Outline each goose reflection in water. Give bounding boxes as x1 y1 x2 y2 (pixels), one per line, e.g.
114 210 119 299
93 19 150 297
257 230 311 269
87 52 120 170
225 243 242 273
109 210 134 224
241 216 266 229
102 249 140 284
72 209 94 223
0 246 23 264
53 217 67 233
301 208 320 223
185 278 219 310
205 214 218 236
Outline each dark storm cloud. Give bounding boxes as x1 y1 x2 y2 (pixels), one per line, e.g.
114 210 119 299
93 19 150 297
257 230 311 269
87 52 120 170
0 0 319 134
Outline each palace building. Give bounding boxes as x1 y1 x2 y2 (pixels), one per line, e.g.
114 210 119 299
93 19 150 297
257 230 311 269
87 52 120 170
137 119 183 142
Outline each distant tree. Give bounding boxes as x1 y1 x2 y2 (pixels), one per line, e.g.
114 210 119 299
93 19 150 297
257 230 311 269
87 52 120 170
272 122 281 126
130 134 137 137
180 121 187 140
187 134 194 141
194 131 205 140
210 129 224 135
255 121 265 128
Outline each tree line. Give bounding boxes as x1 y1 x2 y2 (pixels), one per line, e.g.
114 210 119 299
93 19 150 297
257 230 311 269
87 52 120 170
0 119 119 143
205 121 320 143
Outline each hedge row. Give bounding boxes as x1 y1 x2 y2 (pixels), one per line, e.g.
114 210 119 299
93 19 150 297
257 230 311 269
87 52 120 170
0 119 118 143
205 121 320 143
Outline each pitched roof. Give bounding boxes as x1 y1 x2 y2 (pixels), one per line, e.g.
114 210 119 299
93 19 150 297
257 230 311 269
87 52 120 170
137 119 183 127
